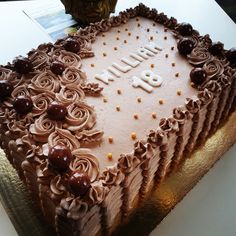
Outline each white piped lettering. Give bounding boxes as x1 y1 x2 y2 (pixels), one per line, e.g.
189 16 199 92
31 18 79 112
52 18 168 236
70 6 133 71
132 76 153 93
137 47 155 59
141 70 163 87
112 62 132 73
108 66 121 77
144 42 162 53
121 57 140 68
130 53 144 62
95 70 114 84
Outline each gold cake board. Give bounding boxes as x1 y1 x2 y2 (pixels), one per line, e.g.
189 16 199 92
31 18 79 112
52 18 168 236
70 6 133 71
1 112 236 236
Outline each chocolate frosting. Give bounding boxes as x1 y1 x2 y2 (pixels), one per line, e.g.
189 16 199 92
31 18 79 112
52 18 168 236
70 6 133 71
88 182 108 204
185 98 201 113
173 106 191 124
187 47 212 66
203 80 222 94
50 175 68 200
134 141 154 160
101 165 124 186
75 129 103 144
203 59 224 79
197 88 213 106
159 117 179 132
118 154 140 174
59 67 86 85
80 83 103 96
147 129 167 147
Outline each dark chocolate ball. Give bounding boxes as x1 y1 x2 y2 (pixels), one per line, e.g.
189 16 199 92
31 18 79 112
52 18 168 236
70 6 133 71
0 80 13 100
226 47 236 65
68 171 91 196
50 61 66 75
47 101 67 121
13 57 33 74
48 145 72 171
209 42 224 56
13 95 33 115
63 38 80 53
190 68 207 85
178 23 193 36
177 38 195 55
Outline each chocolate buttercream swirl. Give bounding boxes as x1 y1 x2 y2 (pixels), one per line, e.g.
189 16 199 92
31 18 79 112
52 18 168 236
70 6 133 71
118 11 130 23
70 149 99 183
37 43 55 54
198 34 212 48
97 19 112 32
185 98 201 113
126 7 138 18
146 8 158 20
43 128 80 156
101 166 124 186
173 106 191 124
59 197 88 220
197 88 213 105
28 71 60 94
187 47 212 66
218 74 231 88
0 108 15 123
28 50 50 71
0 66 11 80
136 3 150 17
217 54 230 68
64 102 96 132
110 15 122 27
159 117 179 132
203 59 224 79
155 12 168 24
203 80 222 94
80 83 103 96
60 67 86 86
51 49 82 68
118 154 140 174
50 175 67 199
56 85 85 106
10 84 30 101
164 17 178 29
147 129 167 147
87 182 108 204
30 114 62 143
37 161 55 185
25 145 43 163
32 92 55 117
134 140 153 160
75 129 103 144
77 27 98 42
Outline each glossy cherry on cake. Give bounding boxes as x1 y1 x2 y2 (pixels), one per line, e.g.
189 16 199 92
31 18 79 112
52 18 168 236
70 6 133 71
190 68 207 85
68 171 91 197
47 101 67 121
50 61 66 75
209 42 224 56
13 95 33 114
0 80 13 100
226 47 236 65
13 56 33 74
63 38 80 53
48 145 72 171
177 23 193 36
177 38 195 55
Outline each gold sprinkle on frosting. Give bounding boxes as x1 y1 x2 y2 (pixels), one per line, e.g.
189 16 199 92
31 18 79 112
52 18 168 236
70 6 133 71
137 23 141 27
108 137 113 143
134 113 139 120
117 89 122 95
159 99 164 105
164 36 167 40
131 132 137 140
103 42 106 45
103 97 108 103
171 46 174 50
177 90 182 96
116 37 119 40
150 36 153 40
175 73 179 77
103 52 107 57
124 40 127 44
172 63 176 67
114 47 118 51
91 64 95 67
137 97 142 103
116 106 120 111
150 64 155 68
136 36 139 39
107 153 113 160
128 32 131 36
152 112 157 119
165 54 169 58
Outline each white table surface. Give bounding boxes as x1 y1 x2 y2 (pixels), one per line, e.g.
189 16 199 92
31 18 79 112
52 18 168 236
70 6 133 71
0 0 235 235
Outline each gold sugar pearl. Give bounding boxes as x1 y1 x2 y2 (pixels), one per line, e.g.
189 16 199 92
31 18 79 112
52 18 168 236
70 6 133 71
90 64 95 67
153 23 156 26
133 113 139 120
117 30 121 33
116 37 120 40
152 112 157 119
103 52 107 57
164 36 167 40
150 64 155 68
159 99 164 105
103 42 106 45
128 32 131 36
136 36 139 40
107 153 113 160
172 62 176 67
137 23 141 27
164 28 168 32
137 97 142 103
147 28 150 32
131 132 137 140
175 73 179 77
108 136 113 143
124 40 127 44
114 47 118 51
165 54 169 58
102 34 105 37
125 28 128 31
136 18 139 21
117 89 122 95
177 90 182 96
116 106 120 111
150 36 154 40
171 46 174 50
103 97 108 103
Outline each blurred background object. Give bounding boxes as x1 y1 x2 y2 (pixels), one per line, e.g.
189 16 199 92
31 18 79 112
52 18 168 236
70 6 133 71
60 0 118 26
216 0 236 22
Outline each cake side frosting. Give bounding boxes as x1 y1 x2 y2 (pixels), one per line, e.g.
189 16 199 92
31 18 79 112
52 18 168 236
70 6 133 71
0 3 235 236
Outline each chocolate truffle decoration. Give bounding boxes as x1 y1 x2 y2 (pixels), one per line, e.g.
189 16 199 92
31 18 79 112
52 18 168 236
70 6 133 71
48 145 72 171
190 68 207 85
177 38 195 55
13 95 33 115
50 61 66 75
226 47 236 65
63 38 80 53
47 101 67 121
177 23 193 36
0 80 13 100
13 56 33 74
68 171 91 197
209 42 224 56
